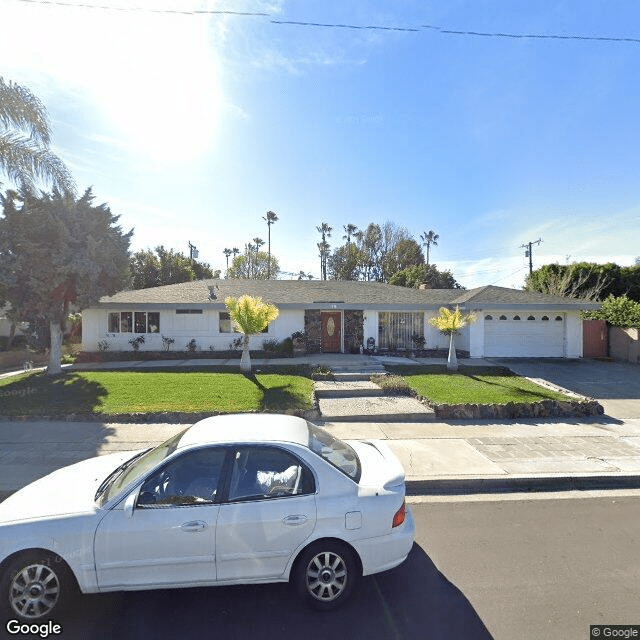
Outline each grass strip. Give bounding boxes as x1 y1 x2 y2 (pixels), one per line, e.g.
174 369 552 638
384 365 571 405
0 370 314 415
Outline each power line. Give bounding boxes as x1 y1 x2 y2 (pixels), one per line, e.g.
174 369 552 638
11 1 640 45
14 0 268 15
270 20 419 33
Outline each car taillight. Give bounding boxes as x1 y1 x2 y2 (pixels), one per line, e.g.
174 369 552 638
392 500 406 528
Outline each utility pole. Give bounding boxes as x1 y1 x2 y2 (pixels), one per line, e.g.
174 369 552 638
520 238 542 275
188 241 198 265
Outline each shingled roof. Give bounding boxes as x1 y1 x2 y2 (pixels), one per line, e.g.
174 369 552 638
96 280 599 310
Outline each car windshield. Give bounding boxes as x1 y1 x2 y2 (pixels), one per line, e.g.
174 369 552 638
307 422 361 483
97 427 189 506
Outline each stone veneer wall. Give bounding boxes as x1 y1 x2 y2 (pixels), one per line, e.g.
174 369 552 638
304 310 322 353
344 310 364 353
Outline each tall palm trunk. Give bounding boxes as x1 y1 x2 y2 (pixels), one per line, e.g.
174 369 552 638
48 321 63 375
240 334 251 373
447 332 458 371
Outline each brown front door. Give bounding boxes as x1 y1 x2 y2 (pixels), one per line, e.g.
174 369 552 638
321 312 342 353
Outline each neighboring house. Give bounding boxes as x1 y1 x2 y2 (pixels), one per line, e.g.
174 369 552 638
81 280 599 358
0 305 28 339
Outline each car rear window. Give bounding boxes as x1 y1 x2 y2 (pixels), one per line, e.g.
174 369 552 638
307 422 361 483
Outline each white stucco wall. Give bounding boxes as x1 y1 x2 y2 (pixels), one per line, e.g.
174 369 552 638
82 307 305 352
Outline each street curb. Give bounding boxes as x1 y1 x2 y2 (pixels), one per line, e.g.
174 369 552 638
405 474 640 495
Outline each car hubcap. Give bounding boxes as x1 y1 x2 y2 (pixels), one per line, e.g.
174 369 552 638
10 563 60 619
306 552 347 602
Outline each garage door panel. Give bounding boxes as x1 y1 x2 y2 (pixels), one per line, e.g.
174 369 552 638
485 319 564 357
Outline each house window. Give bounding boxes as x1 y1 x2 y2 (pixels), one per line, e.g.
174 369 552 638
378 312 424 349
176 309 203 314
499 315 507 320
121 311 132 333
485 315 493 320
555 316 563 322
513 315 521 321
219 312 268 334
108 311 159 334
147 312 160 333
527 316 535 321
219 312 237 333
108 312 120 333
135 312 146 333
541 316 549 321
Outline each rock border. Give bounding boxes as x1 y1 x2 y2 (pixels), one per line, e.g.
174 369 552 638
428 399 604 420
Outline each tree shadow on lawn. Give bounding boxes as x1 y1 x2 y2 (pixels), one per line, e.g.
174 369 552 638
0 371 108 415
60 544 493 640
464 372 563 402
242 373 311 412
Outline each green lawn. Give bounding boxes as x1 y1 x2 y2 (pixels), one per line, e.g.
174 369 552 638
385 366 572 405
0 368 314 416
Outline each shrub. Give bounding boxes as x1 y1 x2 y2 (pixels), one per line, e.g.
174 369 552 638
583 294 640 328
97 340 110 352
185 338 198 353
262 338 280 354
262 337 293 356
229 337 243 351
128 335 145 351
412 333 426 349
311 365 334 380
162 335 175 352
371 374 413 395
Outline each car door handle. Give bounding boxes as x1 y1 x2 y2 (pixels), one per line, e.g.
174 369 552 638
283 515 307 526
181 520 207 532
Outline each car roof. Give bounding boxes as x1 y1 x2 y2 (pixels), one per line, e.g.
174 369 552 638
177 414 311 449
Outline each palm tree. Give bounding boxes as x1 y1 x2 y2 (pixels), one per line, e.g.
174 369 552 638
223 248 232 274
263 210 278 279
317 241 330 281
253 237 264 279
316 223 332 280
420 230 439 265
343 223 358 244
225 295 279 373
429 306 475 370
0 77 75 194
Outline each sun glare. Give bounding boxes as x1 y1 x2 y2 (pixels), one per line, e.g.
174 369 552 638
1 1 223 164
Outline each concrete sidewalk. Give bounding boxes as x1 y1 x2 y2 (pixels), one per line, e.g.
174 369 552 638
1 416 640 499
2 354 640 499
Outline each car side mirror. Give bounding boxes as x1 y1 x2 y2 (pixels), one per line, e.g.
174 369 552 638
123 489 139 518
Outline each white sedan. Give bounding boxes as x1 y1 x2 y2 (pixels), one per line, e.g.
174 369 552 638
0 414 414 622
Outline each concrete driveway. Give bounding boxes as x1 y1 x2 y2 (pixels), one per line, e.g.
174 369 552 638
493 358 640 420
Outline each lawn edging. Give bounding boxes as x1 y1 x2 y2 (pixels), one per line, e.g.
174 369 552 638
426 398 604 420
0 408 321 424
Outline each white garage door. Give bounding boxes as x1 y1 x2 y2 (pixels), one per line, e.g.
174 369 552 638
484 313 565 357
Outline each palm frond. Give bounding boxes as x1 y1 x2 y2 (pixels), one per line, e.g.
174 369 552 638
0 133 76 195
0 77 51 145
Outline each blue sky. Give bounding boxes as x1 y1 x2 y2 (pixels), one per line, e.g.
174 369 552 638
2 0 639 288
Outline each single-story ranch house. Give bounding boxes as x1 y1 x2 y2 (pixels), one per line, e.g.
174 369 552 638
81 280 599 359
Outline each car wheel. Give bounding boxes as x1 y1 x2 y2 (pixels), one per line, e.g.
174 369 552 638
1 551 75 622
295 542 358 611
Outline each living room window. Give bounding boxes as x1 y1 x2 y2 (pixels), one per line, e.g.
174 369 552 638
108 311 159 334
378 312 424 349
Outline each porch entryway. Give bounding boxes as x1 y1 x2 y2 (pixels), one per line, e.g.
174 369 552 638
321 311 342 353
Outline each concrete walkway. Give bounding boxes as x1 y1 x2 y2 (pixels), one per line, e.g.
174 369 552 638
1 355 639 498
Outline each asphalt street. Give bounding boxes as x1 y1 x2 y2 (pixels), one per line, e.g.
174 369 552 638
9 494 639 640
